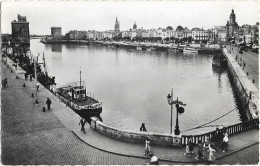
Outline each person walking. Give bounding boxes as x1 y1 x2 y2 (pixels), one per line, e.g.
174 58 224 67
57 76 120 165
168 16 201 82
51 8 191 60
140 123 147 132
222 133 229 152
144 138 151 156
188 136 195 154
46 97 52 110
79 118 87 133
208 146 216 163
24 73 28 80
30 74 32 81
36 82 39 91
184 144 191 157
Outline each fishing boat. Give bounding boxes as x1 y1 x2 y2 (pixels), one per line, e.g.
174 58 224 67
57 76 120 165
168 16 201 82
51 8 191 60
212 53 227 67
56 69 102 119
183 47 198 53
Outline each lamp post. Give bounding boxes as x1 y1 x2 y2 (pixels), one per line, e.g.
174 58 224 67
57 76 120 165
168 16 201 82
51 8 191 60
167 89 186 135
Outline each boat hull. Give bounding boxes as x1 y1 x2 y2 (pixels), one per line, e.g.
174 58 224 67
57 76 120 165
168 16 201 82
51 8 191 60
56 92 102 119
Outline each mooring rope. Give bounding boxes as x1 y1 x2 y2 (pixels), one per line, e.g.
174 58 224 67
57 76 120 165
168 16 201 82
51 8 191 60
182 107 238 133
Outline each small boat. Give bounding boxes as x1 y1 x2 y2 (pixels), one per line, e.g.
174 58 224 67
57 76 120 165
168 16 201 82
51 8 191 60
147 48 152 51
56 69 102 119
136 46 142 50
183 47 198 53
168 48 176 52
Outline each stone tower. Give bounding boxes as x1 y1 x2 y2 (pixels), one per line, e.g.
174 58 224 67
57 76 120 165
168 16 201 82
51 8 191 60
229 9 238 38
11 14 30 45
114 17 120 36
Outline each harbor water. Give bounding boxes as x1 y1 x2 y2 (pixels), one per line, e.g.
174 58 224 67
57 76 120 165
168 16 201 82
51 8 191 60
30 39 246 135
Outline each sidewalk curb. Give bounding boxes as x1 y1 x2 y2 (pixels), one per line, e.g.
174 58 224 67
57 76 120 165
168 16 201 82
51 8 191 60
71 131 204 164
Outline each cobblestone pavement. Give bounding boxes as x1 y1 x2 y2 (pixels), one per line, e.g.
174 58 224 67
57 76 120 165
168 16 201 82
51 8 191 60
214 143 259 165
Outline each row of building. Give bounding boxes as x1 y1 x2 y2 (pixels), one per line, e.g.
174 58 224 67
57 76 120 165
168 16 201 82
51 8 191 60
5 9 259 46
60 10 258 44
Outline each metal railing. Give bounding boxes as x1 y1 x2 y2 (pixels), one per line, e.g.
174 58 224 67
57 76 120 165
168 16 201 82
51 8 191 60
181 118 258 145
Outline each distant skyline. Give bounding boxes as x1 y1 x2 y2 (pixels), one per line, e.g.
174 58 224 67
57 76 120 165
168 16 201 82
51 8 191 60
1 1 259 35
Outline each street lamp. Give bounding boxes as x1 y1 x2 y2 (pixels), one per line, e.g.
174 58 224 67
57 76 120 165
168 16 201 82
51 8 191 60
167 89 186 135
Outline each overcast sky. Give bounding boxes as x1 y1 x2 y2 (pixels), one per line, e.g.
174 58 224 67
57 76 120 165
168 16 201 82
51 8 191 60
1 0 259 35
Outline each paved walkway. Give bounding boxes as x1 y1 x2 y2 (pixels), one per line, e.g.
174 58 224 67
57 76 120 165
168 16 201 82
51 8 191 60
1 57 259 165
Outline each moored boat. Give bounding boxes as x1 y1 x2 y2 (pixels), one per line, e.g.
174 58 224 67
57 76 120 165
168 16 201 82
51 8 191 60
56 70 102 120
183 47 199 53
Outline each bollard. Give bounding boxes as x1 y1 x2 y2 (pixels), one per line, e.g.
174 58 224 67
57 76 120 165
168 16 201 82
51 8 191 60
35 99 39 104
23 83 26 87
31 93 34 97
11 70 13 73
253 79 255 83
43 107 45 112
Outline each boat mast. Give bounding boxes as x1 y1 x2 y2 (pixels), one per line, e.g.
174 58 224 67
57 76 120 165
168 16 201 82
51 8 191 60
80 66 81 88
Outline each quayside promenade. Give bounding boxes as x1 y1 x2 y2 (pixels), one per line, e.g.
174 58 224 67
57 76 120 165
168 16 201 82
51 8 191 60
1 57 259 165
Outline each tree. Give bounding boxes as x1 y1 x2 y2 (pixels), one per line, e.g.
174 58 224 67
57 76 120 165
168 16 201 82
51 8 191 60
166 26 173 30
187 36 192 43
176 26 184 31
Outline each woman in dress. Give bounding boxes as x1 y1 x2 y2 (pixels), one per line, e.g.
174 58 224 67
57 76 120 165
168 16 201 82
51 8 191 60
208 146 216 163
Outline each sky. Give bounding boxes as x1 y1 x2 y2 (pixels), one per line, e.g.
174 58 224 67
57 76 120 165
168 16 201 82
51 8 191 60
1 0 259 35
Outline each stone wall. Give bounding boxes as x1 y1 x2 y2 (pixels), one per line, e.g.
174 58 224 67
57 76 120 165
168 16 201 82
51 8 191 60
89 117 182 147
222 48 259 119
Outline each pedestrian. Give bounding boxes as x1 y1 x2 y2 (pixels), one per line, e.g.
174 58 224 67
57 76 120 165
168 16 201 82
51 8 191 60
204 135 210 150
140 123 147 132
24 73 28 80
144 138 151 156
212 128 219 147
148 153 159 165
30 74 32 81
208 145 216 163
222 133 229 152
195 140 204 160
46 97 52 110
184 144 191 157
79 118 87 133
188 136 195 154
36 82 39 91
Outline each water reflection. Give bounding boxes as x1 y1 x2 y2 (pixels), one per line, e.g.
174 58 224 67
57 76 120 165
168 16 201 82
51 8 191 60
51 44 62 52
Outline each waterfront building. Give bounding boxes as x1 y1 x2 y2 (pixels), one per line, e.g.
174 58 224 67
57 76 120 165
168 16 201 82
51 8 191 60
175 29 184 39
11 14 30 45
191 28 210 43
103 30 114 39
183 28 192 38
250 22 259 44
213 26 227 43
51 27 62 40
140 29 149 38
114 17 120 36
